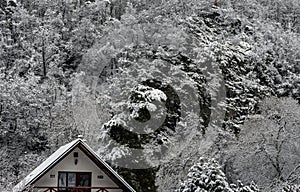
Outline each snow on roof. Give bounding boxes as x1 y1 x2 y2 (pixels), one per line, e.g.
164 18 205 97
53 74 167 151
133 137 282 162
13 139 80 192
13 139 136 192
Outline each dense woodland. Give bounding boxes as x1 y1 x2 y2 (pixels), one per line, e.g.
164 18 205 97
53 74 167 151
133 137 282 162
0 0 299 191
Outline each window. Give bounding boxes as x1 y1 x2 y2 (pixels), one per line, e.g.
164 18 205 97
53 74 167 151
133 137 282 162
58 172 67 190
58 172 91 192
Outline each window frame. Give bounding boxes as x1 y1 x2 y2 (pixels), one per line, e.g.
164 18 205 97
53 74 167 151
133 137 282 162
58 172 92 192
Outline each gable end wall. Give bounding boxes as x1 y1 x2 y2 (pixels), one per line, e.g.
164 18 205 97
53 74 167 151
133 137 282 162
33 146 123 192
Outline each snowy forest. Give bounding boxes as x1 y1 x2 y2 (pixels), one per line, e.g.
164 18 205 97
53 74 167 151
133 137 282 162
0 0 299 191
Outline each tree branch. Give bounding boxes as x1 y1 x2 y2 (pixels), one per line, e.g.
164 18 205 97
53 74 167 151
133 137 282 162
286 163 300 182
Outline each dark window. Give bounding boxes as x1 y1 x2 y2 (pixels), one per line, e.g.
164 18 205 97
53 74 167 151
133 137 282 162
58 172 91 192
73 152 78 157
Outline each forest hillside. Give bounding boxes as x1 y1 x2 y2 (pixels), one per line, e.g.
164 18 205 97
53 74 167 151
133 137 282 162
0 0 299 191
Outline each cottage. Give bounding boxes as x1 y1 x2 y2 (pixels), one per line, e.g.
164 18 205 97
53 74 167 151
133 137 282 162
13 137 136 192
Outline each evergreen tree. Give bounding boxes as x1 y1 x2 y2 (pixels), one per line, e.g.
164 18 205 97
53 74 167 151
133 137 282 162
177 158 259 192
177 158 233 192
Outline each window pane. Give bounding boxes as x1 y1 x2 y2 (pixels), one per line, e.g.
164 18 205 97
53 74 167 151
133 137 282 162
68 173 76 187
79 174 90 186
79 174 91 192
58 173 66 187
58 173 67 192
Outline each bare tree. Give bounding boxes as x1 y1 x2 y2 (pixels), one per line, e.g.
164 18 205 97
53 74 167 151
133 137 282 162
226 97 300 191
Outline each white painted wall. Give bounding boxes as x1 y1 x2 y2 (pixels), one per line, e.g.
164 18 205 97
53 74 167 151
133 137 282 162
33 147 123 192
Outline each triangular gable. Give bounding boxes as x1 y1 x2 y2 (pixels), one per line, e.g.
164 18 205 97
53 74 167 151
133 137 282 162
13 139 136 192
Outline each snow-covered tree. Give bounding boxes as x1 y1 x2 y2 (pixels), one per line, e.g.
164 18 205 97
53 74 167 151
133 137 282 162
0 72 77 190
230 181 259 192
177 158 259 192
225 97 300 191
177 158 233 192
282 184 300 192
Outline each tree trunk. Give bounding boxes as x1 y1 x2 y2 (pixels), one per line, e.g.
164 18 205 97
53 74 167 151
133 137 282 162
42 37 47 77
